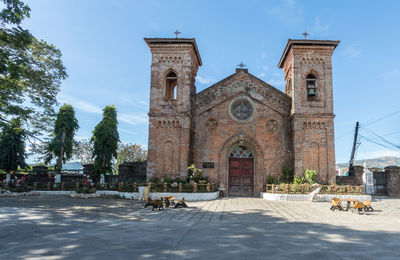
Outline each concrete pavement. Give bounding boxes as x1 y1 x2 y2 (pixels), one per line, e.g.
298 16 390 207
0 196 399 259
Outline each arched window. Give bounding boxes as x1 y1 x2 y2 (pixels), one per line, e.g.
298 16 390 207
230 145 253 158
306 74 317 101
166 71 178 100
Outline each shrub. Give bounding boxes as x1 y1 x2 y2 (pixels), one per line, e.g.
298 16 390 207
281 166 294 183
267 175 277 184
187 164 208 183
293 176 305 185
305 169 316 184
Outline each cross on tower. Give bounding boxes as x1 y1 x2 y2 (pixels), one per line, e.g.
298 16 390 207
173 30 181 38
301 30 310 39
237 61 246 68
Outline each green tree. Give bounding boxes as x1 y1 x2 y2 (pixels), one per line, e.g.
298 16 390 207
45 104 79 172
0 0 67 141
114 143 147 174
73 138 94 165
0 119 28 173
92 105 119 176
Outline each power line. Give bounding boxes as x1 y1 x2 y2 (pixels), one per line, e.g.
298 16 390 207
362 109 400 127
382 130 400 137
363 127 400 150
360 135 400 155
335 109 400 141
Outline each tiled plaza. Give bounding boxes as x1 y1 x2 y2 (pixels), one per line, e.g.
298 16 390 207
1 196 399 259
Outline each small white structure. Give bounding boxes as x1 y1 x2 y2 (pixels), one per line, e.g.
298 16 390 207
363 163 375 194
55 174 61 183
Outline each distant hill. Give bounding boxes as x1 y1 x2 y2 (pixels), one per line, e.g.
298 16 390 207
336 156 400 169
63 161 83 170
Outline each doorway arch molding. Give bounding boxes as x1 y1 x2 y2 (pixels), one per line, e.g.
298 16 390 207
218 134 264 196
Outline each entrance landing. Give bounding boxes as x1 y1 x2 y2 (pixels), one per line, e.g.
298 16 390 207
1 197 400 259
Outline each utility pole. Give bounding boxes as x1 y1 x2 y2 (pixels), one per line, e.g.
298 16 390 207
348 121 360 176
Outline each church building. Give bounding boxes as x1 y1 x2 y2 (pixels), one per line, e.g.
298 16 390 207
144 36 339 196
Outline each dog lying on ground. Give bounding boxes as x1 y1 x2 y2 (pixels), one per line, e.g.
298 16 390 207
144 198 164 211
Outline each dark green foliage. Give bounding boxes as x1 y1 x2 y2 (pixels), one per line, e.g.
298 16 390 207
0 119 27 172
92 105 119 176
0 0 67 142
159 176 186 184
267 175 277 184
45 104 79 172
281 166 294 183
0 0 31 25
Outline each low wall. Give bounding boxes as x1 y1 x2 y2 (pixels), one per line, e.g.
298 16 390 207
31 190 75 195
149 192 219 201
261 192 372 202
0 190 219 201
314 194 372 202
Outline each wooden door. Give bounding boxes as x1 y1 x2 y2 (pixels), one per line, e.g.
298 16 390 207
229 158 254 196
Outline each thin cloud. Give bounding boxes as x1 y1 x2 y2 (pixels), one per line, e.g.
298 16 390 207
262 66 269 71
138 100 148 106
119 113 148 126
268 79 286 87
120 97 149 107
59 94 102 114
260 53 267 59
259 73 266 78
196 75 215 84
268 0 301 24
312 17 330 36
119 128 136 135
382 67 400 80
342 44 362 58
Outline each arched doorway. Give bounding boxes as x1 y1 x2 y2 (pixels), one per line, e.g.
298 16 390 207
228 145 254 196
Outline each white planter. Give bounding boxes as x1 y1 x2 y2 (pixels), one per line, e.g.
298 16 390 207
150 192 219 201
261 192 372 202
0 190 218 201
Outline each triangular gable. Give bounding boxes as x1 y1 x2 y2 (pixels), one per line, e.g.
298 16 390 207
193 69 291 116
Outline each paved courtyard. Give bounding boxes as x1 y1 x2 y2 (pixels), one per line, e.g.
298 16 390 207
1 196 400 259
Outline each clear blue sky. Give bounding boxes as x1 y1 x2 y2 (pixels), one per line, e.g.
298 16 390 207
22 0 400 164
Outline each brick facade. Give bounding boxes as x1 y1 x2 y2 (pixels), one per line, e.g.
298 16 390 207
145 37 339 196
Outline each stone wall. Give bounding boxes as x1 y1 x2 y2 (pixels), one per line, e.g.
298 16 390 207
118 162 147 182
385 166 400 197
354 165 364 185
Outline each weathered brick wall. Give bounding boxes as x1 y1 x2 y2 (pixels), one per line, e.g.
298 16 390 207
145 39 200 180
192 69 292 195
144 38 339 194
280 40 338 183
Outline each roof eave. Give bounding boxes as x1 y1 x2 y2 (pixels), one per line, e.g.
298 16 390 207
144 38 202 66
278 39 340 68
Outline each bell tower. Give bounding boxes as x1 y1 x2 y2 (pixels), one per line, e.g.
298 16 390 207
145 37 202 179
279 39 340 183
